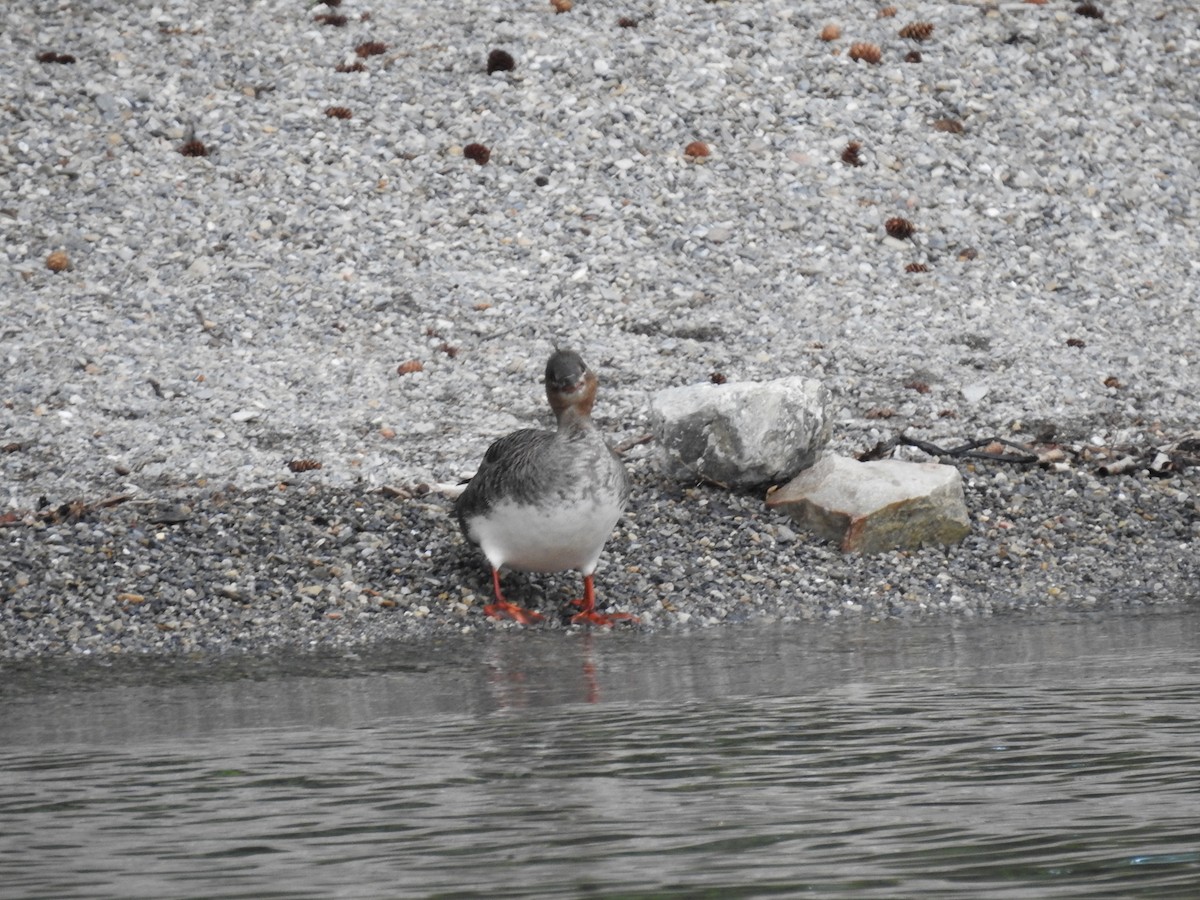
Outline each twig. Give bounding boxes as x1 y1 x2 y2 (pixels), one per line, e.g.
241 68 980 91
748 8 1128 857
863 434 1039 465
93 494 133 510
613 432 654 455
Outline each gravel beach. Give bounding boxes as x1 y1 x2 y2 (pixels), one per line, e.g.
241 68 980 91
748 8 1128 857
2 0 1197 659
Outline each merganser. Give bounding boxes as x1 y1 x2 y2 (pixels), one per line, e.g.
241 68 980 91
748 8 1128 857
456 349 635 626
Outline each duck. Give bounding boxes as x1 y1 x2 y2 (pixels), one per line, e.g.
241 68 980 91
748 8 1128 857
456 349 635 626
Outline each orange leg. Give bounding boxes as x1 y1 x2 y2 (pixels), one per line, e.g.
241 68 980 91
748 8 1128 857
570 574 638 626
483 568 544 624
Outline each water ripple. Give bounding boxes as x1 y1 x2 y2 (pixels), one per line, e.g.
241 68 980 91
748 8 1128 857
3 613 1200 898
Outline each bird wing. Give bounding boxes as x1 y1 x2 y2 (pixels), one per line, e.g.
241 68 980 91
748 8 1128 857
455 429 555 533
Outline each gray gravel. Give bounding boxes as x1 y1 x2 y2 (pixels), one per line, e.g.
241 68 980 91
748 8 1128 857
2 0 1198 659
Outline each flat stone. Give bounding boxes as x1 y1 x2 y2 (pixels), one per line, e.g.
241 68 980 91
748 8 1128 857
649 377 832 487
93 93 120 118
185 257 211 278
766 454 971 554
961 383 990 403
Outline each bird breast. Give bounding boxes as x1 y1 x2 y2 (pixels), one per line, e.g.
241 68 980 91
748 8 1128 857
467 491 625 574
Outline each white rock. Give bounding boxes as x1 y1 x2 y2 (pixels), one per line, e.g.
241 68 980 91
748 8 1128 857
961 383 991 403
766 455 971 554
649 377 832 486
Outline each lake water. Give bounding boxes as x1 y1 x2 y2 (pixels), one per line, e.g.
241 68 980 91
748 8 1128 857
2 608 1199 898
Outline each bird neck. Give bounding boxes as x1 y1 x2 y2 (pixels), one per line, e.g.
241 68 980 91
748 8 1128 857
548 372 598 426
554 400 594 431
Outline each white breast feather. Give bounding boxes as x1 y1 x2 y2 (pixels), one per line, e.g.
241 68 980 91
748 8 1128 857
468 495 624 575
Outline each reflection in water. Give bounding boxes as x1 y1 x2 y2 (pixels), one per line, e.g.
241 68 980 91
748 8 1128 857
2 610 1199 898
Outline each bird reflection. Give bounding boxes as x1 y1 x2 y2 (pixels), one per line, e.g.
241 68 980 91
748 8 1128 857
482 632 603 710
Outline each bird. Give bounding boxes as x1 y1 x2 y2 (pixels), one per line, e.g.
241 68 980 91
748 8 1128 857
456 349 635 626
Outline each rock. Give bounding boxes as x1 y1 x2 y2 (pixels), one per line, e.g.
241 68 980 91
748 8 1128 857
649 377 832 486
147 503 193 525
185 257 211 278
766 454 970 553
961 383 990 403
93 93 120 118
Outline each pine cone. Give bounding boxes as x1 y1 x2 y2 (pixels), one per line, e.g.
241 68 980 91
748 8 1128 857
355 41 388 58
886 217 916 239
849 42 882 64
463 143 491 165
899 22 935 41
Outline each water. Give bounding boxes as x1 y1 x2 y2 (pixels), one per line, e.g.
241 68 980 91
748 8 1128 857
2 609 1199 898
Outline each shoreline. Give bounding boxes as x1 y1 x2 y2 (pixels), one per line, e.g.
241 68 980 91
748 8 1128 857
2 453 1196 661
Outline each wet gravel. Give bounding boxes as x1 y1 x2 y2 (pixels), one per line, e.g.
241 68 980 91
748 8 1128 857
2 459 1197 660
2 0 1198 658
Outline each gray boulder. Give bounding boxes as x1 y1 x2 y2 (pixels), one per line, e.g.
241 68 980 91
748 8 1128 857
766 454 971 553
649 377 832 487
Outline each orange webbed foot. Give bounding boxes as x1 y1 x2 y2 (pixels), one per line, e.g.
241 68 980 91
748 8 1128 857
570 608 639 627
484 601 545 624
483 569 544 624
568 575 638 626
